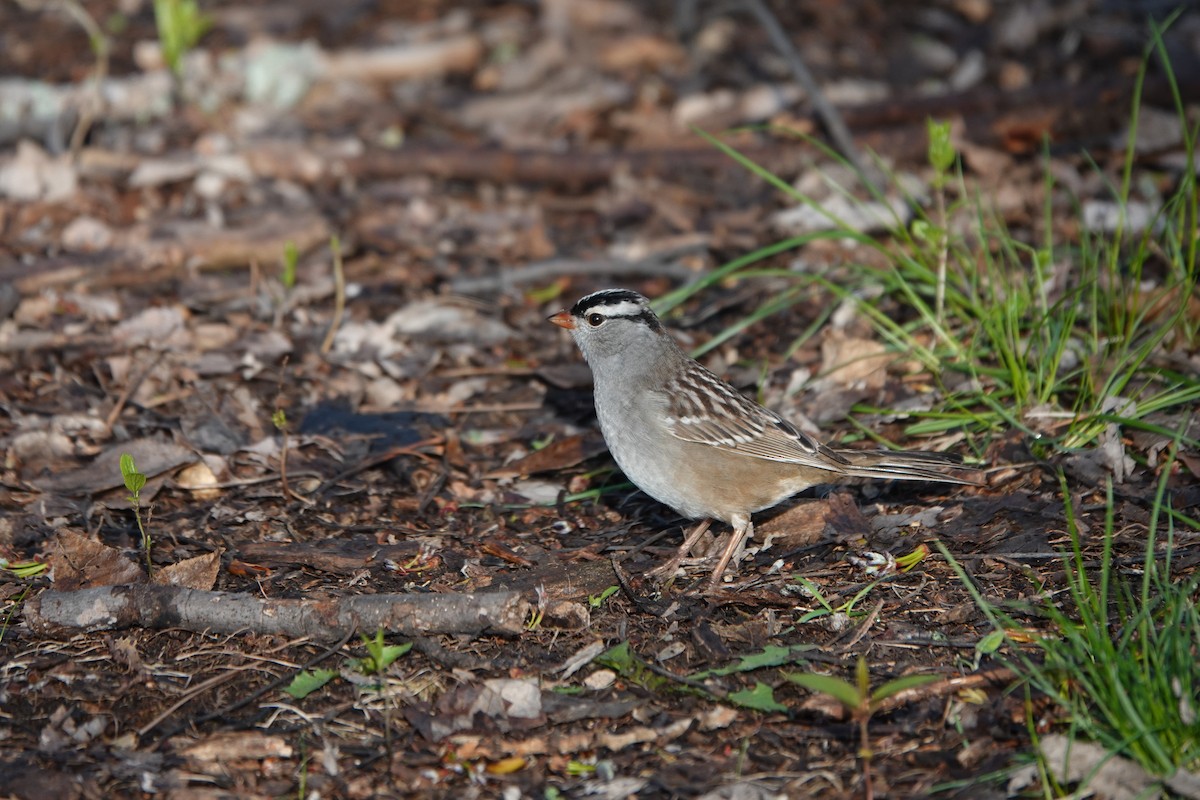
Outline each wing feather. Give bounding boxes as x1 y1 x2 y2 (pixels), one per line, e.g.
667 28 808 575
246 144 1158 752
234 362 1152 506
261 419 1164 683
662 361 850 471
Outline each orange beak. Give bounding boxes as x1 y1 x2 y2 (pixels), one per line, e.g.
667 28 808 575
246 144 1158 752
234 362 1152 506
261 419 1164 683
548 311 575 330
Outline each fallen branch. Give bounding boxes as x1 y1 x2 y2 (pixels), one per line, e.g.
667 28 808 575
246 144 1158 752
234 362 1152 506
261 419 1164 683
25 585 530 641
876 666 1017 714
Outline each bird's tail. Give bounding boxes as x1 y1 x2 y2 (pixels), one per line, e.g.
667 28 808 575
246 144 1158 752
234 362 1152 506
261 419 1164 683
834 448 982 486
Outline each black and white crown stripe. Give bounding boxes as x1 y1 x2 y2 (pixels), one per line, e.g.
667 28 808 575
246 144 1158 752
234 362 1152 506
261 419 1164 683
569 289 664 331
570 289 650 318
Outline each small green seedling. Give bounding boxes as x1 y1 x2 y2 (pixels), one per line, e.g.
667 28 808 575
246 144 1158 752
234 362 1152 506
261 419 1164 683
588 586 618 608
280 241 298 291
787 657 939 799
153 0 211 77
1 559 47 579
727 681 788 712
926 117 955 183
794 575 881 624
356 629 412 679
281 633 412 701
119 453 152 576
925 117 956 326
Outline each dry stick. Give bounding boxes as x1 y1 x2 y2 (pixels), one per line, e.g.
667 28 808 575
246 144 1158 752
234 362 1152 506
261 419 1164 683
136 661 262 738
314 436 442 496
104 351 166 430
406 400 544 415
148 631 355 745
433 365 538 378
347 144 795 187
742 0 874 188
170 471 326 492
876 666 1017 715
320 236 346 355
277 429 316 505
273 357 314 506
278 423 302 502
25 585 530 641
836 599 884 652
16 0 109 156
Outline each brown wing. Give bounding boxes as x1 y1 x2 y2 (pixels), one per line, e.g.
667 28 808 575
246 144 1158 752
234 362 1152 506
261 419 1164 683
662 360 851 471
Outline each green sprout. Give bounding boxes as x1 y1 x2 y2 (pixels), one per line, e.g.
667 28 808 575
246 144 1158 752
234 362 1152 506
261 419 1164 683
788 657 939 798
153 0 211 77
588 586 619 608
119 453 152 576
281 241 298 291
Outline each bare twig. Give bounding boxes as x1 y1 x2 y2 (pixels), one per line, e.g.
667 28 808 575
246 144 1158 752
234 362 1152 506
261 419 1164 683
16 0 111 156
836 599 884 652
320 235 346 355
875 666 1017 714
146 632 355 743
104 351 165 430
741 0 874 187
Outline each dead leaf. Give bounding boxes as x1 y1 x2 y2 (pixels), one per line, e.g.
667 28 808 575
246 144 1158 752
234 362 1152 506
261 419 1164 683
111 305 191 348
105 636 146 675
757 494 870 550
480 539 535 568
1034 734 1159 800
138 211 331 271
49 530 145 589
544 600 589 629
0 140 77 202
409 678 548 741
386 299 513 344
993 109 1059 154
227 559 271 579
173 460 222 499
32 437 196 496
152 551 221 590
600 35 686 72
817 330 891 391
487 433 607 479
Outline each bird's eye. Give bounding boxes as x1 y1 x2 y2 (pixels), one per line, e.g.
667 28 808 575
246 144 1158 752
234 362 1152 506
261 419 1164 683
587 313 605 327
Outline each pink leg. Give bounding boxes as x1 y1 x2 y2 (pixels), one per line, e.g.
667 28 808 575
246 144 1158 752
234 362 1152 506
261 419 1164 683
648 519 714 579
705 516 753 589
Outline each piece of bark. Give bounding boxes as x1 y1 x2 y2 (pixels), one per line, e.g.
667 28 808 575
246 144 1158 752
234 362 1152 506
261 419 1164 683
237 540 424 574
320 35 483 81
488 556 619 602
24 585 529 641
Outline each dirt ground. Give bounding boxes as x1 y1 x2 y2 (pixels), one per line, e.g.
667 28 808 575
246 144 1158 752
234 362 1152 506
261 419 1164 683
1 1 1198 798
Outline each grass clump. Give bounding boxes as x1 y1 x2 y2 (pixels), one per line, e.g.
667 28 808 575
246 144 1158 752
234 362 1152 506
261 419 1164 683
659 23 1198 460
1035 480 1198 781
939 446 1200 790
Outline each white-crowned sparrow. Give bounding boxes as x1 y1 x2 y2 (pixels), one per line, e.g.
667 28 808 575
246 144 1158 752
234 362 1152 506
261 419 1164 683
549 288 979 588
